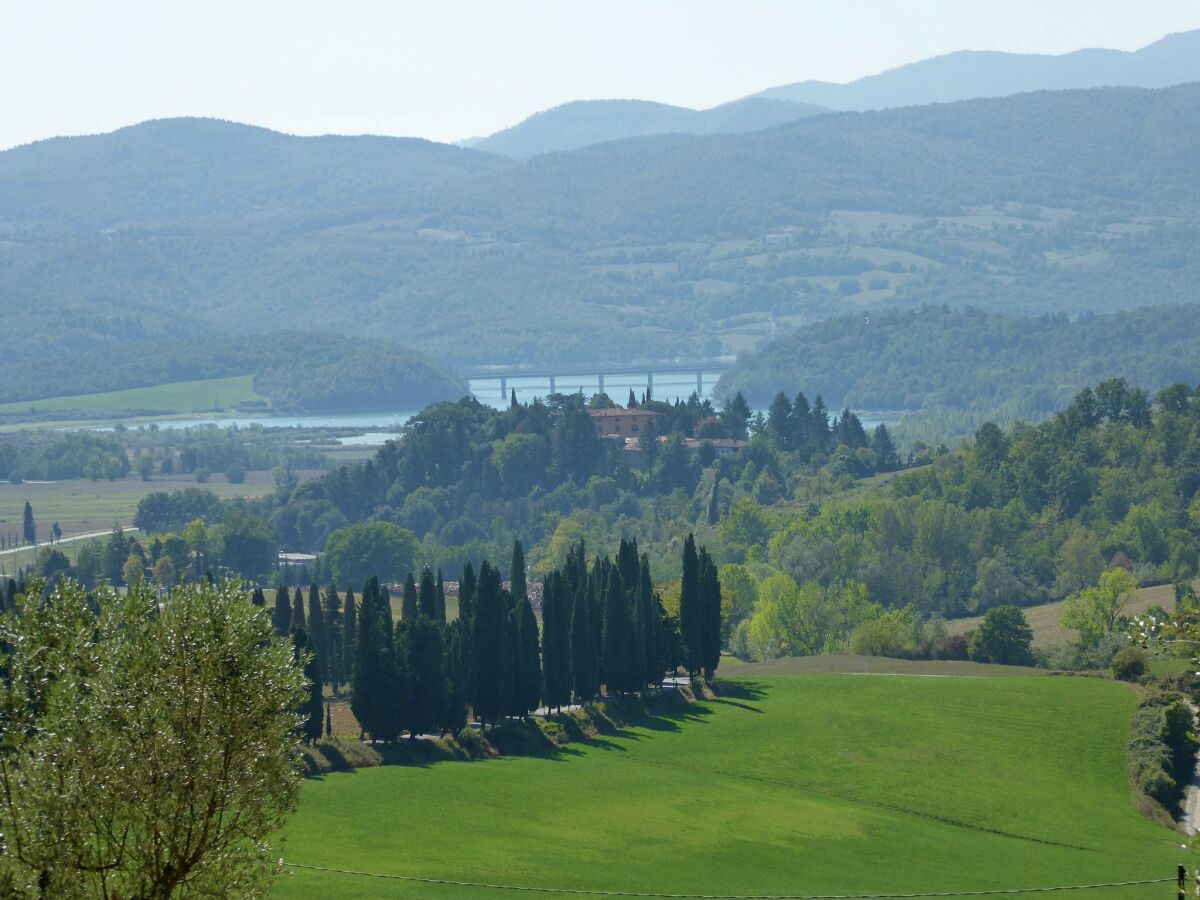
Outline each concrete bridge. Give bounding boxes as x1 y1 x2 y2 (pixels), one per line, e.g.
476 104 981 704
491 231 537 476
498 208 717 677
461 360 734 399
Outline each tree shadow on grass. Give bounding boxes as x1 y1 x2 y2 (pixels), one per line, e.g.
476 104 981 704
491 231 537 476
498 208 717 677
709 679 770 714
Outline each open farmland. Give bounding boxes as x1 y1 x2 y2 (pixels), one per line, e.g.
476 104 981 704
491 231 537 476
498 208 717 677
0 374 263 417
274 671 1185 899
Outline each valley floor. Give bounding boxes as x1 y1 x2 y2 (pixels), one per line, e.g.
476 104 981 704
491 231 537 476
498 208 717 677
274 669 1187 898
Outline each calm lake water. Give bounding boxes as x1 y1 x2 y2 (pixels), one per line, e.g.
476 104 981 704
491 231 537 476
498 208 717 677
107 371 894 445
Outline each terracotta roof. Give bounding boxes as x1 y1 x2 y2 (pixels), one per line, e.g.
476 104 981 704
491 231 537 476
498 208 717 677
587 407 660 417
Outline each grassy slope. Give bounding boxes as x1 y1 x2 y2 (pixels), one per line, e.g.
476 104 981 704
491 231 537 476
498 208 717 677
946 583 1181 647
0 374 262 415
274 674 1185 899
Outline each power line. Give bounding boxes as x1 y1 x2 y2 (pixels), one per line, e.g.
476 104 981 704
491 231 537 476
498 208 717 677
282 863 1171 898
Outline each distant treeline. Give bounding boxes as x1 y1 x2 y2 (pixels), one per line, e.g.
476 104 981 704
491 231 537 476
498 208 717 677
272 537 721 742
717 304 1200 440
0 330 466 413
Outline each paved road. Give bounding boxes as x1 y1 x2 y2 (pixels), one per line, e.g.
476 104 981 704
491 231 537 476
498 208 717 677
0 526 140 557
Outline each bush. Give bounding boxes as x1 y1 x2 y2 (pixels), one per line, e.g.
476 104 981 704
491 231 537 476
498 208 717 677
225 463 246 485
194 467 211 484
1111 646 1147 681
1127 691 1197 810
454 727 489 758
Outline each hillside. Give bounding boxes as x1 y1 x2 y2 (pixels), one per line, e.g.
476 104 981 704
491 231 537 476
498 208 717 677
715 305 1200 433
755 29 1200 110
1 85 1198 375
0 117 505 232
471 97 826 158
277 675 1180 898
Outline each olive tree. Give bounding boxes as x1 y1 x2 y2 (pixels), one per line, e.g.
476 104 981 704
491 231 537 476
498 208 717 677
0 578 308 897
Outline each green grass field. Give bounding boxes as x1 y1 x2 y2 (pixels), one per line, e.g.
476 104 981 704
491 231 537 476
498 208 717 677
274 671 1187 898
0 374 262 416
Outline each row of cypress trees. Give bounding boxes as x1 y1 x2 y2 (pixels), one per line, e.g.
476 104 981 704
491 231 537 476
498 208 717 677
268 535 722 742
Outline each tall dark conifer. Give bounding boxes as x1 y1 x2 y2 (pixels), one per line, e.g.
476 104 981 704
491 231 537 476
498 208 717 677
418 569 438 619
403 614 448 738
294 626 323 744
292 586 306 631
323 585 343 690
570 585 597 702
342 584 357 685
513 596 542 717
272 586 292 635
602 563 633 694
541 574 572 711
698 549 722 682
402 573 419 621
679 534 702 676
638 556 659 687
307 583 328 684
459 562 477 626
443 619 470 734
470 562 511 727
435 569 447 623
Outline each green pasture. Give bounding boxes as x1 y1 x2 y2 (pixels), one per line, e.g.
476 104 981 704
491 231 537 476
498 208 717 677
0 374 263 416
274 671 1186 898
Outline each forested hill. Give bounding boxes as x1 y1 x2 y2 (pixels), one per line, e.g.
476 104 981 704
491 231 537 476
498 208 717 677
0 118 504 231
1 85 1199 376
754 29 1200 110
431 83 1200 241
470 97 827 159
4 332 466 414
716 305 1200 438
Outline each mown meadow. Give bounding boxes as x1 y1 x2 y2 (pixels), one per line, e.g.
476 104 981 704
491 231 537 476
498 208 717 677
274 671 1186 898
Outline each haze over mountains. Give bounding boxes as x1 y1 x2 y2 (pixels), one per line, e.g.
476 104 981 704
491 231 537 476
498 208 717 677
466 30 1200 159
0 32 1198 406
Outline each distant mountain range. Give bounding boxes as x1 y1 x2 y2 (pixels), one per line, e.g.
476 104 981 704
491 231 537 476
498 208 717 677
1 80 1198 400
469 30 1200 159
468 97 827 159
754 29 1200 110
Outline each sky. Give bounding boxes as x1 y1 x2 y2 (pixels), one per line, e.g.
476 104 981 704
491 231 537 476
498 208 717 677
1 0 1198 150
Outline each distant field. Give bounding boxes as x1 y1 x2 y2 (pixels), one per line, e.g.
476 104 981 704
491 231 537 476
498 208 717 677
946 582 1184 647
275 673 1182 899
0 374 263 415
725 654 1047 678
0 471 278 542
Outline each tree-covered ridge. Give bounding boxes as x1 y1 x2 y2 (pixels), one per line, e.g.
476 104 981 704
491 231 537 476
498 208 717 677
0 117 504 232
716 304 1200 438
471 97 827 159
0 331 466 413
1 85 1198 374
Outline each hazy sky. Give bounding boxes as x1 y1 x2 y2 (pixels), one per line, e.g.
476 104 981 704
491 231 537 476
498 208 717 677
2 0 1198 150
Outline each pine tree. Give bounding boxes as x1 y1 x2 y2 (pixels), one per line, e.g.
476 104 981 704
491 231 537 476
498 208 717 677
307 583 328 685
510 540 526 601
294 627 323 744
443 619 471 734
541 574 572 711
342 584 357 685
271 585 292 636
679 534 702 676
513 595 542 717
418 569 438 619
402 573 419 621
570 585 596 703
470 562 511 727
698 549 722 682
291 587 306 631
403 615 448 738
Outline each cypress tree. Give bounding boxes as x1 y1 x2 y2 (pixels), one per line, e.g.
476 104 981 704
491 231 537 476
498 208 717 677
459 562 477 626
541 574 572 711
589 559 604 687
294 627 323 744
402 573 419 621
470 562 511 727
513 595 542 717
352 577 399 741
638 555 659 687
570 585 597 703
271 585 292 635
251 587 266 607
443 619 471 734
323 584 343 690
292 586 306 631
418 569 438 619
342 584 357 686
22 501 34 546
325 703 332 739
679 534 702 676
699 549 722 682
510 540 526 601
308 583 328 685
435 569 447 623
404 614 448 738
602 562 632 695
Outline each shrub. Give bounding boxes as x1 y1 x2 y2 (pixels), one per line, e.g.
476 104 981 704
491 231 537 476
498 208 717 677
1111 646 1147 681
454 727 489 758
225 463 246 484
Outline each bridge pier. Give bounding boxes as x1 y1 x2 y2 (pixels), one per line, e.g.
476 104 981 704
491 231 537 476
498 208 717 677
598 373 605 394
549 374 556 394
646 371 653 399
500 375 507 399
696 370 703 395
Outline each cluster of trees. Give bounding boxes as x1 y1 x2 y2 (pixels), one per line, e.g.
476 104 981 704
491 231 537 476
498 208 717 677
0 431 129 482
763 390 898 470
274 537 721 742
